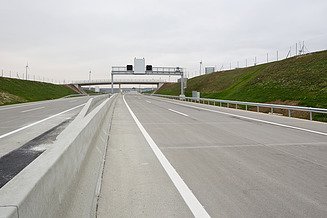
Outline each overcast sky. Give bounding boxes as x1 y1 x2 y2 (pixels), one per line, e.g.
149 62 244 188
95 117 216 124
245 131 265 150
1 0 327 82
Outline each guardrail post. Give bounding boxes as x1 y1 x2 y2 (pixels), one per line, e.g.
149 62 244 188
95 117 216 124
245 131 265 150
271 107 273 114
208 100 210 105
257 106 259 112
310 111 313 121
220 102 222 107
288 109 291 117
236 104 238 109
214 101 216 106
227 103 229 108
245 105 248 111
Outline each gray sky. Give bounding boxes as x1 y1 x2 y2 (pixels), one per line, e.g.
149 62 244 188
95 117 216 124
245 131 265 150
1 0 327 82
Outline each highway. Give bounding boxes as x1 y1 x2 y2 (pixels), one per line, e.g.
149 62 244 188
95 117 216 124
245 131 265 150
0 96 92 157
98 94 327 217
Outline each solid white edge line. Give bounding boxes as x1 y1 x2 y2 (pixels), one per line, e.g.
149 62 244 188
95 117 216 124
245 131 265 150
154 97 327 137
168 108 189 117
123 95 210 218
21 106 45 113
0 102 45 111
0 103 85 139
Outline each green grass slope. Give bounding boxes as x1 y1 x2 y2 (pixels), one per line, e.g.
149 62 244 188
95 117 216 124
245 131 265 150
157 50 327 109
0 77 77 105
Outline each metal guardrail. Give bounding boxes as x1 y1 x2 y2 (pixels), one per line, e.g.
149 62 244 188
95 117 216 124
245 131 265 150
71 79 168 85
152 94 327 121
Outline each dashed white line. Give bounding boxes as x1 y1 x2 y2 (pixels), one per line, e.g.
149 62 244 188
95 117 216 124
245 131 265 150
0 103 85 139
155 97 327 137
0 102 44 111
21 107 45 113
168 108 189 117
123 95 210 218
146 100 151 104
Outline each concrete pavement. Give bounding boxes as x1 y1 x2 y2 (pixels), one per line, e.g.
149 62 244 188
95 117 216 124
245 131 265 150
0 95 109 188
97 95 193 217
0 96 91 157
98 93 327 217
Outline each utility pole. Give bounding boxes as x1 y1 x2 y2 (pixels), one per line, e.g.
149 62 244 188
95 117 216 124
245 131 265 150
267 53 269 63
89 70 92 90
25 62 29 80
111 72 114 94
180 69 184 96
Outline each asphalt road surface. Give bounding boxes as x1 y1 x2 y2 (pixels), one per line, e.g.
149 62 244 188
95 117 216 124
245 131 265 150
0 96 91 157
98 94 327 218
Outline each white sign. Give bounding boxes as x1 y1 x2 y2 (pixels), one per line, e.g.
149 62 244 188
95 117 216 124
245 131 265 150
134 58 145 74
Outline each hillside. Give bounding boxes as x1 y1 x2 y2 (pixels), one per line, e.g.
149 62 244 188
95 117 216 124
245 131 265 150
157 50 327 110
0 77 77 105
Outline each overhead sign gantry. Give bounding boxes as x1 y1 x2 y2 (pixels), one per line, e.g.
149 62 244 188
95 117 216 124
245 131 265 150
111 58 185 96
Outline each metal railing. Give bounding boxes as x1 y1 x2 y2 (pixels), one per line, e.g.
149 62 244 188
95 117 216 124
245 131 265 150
71 78 168 85
151 94 327 121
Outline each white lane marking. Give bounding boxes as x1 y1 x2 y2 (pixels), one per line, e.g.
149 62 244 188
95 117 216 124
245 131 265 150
168 108 189 117
0 102 44 111
161 141 327 150
0 103 85 139
146 100 151 104
154 97 327 137
21 107 45 113
123 95 210 218
0 96 86 111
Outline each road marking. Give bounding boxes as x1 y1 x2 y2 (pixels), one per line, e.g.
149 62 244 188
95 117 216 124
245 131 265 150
168 108 189 117
154 97 327 137
146 100 151 104
0 103 85 139
0 102 44 111
0 96 86 111
123 95 210 218
21 107 45 113
161 141 327 150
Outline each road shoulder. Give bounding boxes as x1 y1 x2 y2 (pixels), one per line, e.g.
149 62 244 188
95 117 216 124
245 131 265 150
97 95 192 217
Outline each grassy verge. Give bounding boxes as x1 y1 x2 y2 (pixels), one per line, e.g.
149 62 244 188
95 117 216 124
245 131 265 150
156 50 327 121
0 77 77 105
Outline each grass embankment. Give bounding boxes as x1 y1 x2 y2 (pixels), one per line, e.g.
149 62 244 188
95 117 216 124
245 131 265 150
156 50 327 120
0 77 77 105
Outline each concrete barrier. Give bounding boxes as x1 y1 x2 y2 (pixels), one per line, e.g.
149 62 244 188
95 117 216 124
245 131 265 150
0 94 118 217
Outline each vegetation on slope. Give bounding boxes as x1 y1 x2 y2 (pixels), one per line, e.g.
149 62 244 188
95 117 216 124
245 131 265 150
157 50 327 109
0 77 77 105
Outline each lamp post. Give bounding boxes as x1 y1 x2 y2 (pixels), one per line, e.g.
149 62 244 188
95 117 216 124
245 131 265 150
89 70 91 90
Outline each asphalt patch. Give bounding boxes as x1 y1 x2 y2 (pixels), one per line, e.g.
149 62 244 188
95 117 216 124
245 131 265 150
0 118 73 188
